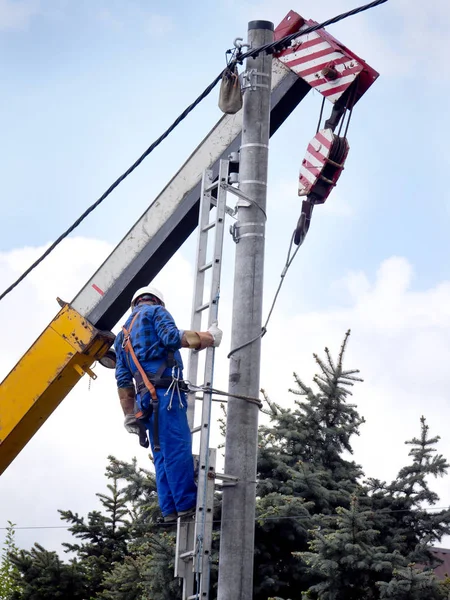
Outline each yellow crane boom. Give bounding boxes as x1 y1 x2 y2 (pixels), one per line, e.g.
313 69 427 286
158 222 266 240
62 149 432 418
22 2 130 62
0 304 113 474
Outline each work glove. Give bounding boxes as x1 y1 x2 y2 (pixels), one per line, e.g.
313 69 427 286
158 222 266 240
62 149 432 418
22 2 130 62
207 321 223 347
197 321 223 350
124 413 140 436
181 322 223 350
118 386 136 415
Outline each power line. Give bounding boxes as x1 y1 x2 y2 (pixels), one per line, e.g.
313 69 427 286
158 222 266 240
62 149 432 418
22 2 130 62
0 0 389 303
0 526 70 531
240 0 388 60
0 73 223 303
3 503 449 530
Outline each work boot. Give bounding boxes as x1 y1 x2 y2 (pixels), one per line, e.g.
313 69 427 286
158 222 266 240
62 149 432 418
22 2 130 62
178 506 196 520
163 513 178 523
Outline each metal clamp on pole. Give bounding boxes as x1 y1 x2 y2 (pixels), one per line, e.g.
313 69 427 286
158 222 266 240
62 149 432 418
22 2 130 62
241 68 271 91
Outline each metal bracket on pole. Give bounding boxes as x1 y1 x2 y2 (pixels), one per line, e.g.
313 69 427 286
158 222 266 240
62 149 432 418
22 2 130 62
230 222 240 244
221 183 255 209
241 69 271 92
210 195 236 218
214 472 239 486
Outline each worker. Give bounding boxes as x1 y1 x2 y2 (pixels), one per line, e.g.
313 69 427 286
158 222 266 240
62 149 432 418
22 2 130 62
114 286 222 523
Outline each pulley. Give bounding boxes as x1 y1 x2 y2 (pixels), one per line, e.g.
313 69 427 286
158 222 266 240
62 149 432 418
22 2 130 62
298 128 349 204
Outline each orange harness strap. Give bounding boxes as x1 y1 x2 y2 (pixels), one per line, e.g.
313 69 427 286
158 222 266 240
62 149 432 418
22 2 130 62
122 312 161 451
122 313 158 410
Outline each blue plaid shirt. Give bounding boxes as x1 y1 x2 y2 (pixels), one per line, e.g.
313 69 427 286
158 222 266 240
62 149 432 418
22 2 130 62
115 303 184 389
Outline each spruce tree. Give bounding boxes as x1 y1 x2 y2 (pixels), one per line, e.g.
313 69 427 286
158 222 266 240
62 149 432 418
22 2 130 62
101 533 180 600
378 565 450 599
59 471 131 594
7 333 450 600
0 522 20 600
104 456 161 536
99 457 181 600
9 544 87 600
365 416 450 565
254 331 365 599
255 334 450 600
300 497 401 600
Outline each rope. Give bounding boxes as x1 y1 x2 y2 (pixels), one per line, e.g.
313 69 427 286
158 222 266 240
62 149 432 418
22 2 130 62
343 82 359 139
188 383 263 408
227 231 302 358
316 96 326 134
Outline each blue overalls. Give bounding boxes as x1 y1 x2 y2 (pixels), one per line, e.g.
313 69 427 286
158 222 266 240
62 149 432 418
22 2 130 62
115 303 197 517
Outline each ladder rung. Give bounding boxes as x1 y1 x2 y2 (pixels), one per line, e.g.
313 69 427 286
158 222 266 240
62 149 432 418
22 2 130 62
195 302 210 313
204 181 219 193
179 550 195 561
202 221 216 232
198 261 213 273
191 426 201 434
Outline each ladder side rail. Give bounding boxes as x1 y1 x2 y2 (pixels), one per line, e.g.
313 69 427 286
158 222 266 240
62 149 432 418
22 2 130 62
175 519 195 598
186 169 215 430
193 160 229 594
196 448 217 599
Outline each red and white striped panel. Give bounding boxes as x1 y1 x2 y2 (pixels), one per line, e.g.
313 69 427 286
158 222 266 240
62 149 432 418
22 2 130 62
299 129 334 196
276 21 363 104
298 129 348 201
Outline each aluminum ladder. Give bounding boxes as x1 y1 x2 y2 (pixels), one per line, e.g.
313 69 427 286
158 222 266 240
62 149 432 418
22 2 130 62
175 159 233 600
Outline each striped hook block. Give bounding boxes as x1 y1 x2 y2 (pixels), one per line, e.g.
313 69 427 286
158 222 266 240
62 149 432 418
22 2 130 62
275 12 379 104
299 129 349 202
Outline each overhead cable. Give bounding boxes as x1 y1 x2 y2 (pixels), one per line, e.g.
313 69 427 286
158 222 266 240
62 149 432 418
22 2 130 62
0 74 223 302
0 0 388 302
3 501 448 530
239 0 388 61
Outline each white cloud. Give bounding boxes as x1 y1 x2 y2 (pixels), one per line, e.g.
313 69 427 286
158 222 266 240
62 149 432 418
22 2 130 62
261 255 450 511
1 239 450 555
0 0 39 31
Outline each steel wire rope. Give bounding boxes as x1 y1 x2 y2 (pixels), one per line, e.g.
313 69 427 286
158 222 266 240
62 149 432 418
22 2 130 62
0 0 389 303
228 230 302 358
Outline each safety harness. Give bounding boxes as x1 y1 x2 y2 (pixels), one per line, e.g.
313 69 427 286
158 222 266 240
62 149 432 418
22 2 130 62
122 311 186 452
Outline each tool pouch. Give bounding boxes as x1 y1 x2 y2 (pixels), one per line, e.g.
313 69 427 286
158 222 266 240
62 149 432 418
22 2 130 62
134 371 153 419
218 65 243 114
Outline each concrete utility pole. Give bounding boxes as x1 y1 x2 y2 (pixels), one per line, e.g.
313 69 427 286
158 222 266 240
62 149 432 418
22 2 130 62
217 20 273 600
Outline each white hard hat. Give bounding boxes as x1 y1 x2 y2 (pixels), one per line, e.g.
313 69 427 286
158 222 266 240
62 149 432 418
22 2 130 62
131 286 165 308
